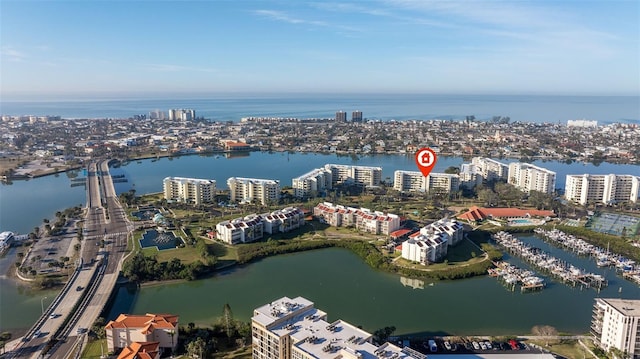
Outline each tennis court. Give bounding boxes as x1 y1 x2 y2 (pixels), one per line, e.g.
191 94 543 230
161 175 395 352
588 212 640 237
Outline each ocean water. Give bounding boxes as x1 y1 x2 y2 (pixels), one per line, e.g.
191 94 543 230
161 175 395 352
1 93 638 124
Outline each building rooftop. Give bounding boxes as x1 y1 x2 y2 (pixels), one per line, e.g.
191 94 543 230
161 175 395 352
599 298 640 317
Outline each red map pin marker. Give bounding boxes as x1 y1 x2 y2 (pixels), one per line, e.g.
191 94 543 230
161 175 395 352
415 147 437 177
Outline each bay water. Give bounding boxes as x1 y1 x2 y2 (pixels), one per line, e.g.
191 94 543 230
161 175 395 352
1 152 639 335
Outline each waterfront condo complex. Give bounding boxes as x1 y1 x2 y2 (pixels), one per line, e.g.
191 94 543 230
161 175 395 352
401 218 464 264
292 164 382 198
292 168 333 198
228 177 280 205
168 108 195 121
591 298 640 358
393 170 460 193
251 296 422 359
471 157 509 182
216 207 304 244
565 174 640 205
162 177 216 205
507 162 557 194
313 202 401 235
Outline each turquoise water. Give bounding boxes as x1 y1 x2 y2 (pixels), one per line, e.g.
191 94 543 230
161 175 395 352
512 219 535 224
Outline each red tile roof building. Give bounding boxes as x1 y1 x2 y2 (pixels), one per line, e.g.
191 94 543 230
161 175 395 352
457 206 555 222
105 313 178 353
313 202 400 235
117 342 160 359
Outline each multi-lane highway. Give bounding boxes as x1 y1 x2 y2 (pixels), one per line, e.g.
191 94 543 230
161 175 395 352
6 160 132 359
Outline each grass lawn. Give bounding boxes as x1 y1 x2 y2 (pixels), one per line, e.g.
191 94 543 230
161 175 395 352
81 339 107 359
526 339 597 359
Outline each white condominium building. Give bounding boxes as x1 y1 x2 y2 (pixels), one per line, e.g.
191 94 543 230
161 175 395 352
591 298 640 358
252 296 421 359
401 218 464 264
508 163 556 194
565 174 640 205
163 177 216 205
313 202 401 235
216 214 264 244
471 157 508 182
216 207 305 244
324 164 382 187
292 168 333 198
262 207 305 234
228 177 280 205
459 163 483 189
393 170 459 193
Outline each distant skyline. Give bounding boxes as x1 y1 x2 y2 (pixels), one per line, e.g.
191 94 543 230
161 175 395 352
1 0 639 99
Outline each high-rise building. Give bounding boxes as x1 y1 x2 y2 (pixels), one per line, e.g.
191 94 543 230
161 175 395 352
324 164 382 187
163 177 216 205
227 177 280 205
335 111 347 122
458 163 483 189
252 296 422 359
352 110 363 122
292 168 333 198
565 174 640 205
591 298 640 358
470 157 508 182
168 108 195 121
393 170 460 193
508 163 556 194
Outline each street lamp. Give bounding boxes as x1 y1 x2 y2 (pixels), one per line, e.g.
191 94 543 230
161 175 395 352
40 296 48 315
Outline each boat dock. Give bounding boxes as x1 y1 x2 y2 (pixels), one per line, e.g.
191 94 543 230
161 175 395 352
534 228 640 286
492 231 608 291
488 261 545 293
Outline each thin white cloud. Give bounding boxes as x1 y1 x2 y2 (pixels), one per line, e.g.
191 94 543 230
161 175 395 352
253 9 363 33
1 46 27 61
144 63 218 73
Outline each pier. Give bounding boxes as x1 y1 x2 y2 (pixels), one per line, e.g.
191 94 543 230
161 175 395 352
488 261 545 293
534 228 640 286
492 231 608 291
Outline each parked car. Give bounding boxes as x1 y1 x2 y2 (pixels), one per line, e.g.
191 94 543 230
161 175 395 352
49 313 57 319
472 341 480 350
444 341 452 351
428 340 438 352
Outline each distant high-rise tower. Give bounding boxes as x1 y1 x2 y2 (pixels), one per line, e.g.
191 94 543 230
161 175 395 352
352 110 363 122
335 111 346 122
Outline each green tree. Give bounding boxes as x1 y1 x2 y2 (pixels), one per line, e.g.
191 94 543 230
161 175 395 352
187 337 207 359
222 303 235 340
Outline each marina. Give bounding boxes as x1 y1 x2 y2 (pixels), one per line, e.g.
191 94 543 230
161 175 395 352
488 261 545 293
534 228 640 286
492 231 608 291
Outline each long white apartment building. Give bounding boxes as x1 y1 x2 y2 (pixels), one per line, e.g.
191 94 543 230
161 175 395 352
324 164 382 187
292 168 333 198
401 218 464 264
458 163 483 189
216 207 305 244
471 157 509 182
162 177 216 205
565 174 640 205
313 202 400 235
393 170 460 193
591 298 640 358
252 296 422 359
228 177 280 205
508 162 556 194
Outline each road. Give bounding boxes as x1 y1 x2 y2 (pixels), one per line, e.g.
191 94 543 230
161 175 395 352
6 160 132 359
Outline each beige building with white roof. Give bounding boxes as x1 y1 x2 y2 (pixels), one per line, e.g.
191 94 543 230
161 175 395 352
252 296 422 359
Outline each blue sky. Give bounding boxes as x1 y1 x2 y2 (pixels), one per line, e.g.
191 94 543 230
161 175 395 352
1 0 638 98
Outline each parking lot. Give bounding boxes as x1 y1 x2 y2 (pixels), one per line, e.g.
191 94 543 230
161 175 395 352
412 338 538 356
